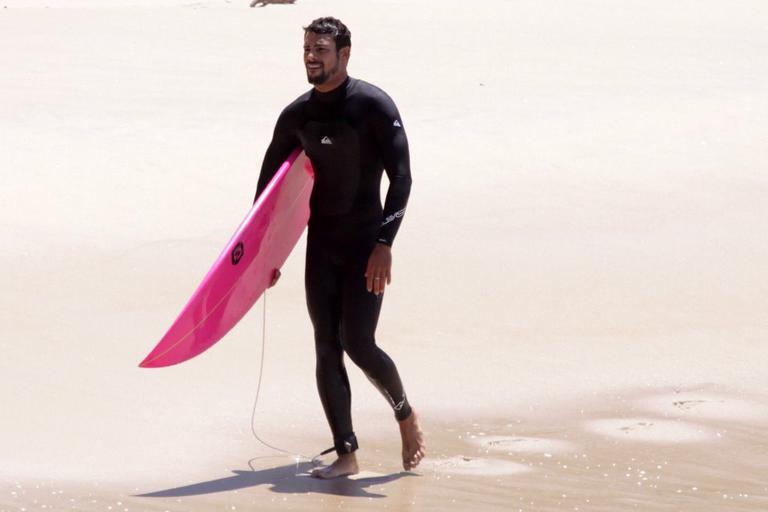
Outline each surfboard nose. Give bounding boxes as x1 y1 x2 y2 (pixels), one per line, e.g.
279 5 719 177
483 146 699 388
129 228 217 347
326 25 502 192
139 348 178 368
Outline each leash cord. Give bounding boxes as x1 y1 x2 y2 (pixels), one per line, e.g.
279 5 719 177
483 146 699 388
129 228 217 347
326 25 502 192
248 289 328 469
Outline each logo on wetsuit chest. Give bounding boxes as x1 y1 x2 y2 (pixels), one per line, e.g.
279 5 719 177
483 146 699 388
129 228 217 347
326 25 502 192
393 120 401 127
321 136 333 145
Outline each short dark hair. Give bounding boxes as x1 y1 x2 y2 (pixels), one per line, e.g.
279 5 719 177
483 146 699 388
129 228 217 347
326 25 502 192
304 17 351 50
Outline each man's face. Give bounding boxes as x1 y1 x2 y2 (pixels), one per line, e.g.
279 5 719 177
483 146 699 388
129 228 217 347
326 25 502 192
303 32 347 86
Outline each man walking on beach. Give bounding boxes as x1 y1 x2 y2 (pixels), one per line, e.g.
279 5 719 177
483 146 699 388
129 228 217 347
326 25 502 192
254 17 426 479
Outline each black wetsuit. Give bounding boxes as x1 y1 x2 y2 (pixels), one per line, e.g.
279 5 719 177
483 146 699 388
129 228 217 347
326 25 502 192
254 76 413 455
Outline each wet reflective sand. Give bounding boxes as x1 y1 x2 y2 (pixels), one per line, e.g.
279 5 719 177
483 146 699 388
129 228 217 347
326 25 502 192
3 386 766 511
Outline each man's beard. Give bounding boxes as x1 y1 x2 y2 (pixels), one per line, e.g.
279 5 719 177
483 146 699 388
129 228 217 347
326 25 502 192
306 59 339 85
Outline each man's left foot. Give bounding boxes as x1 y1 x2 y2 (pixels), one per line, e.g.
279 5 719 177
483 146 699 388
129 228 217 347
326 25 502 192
310 452 359 479
399 409 426 471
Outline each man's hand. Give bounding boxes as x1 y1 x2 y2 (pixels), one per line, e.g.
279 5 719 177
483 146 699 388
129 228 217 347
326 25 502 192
365 243 392 295
269 268 281 288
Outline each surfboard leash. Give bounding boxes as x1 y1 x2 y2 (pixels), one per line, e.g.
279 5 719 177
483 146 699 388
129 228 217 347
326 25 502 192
248 289 329 470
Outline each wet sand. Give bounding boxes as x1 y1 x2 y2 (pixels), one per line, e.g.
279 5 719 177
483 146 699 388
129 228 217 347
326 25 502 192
3 386 768 510
1 0 767 510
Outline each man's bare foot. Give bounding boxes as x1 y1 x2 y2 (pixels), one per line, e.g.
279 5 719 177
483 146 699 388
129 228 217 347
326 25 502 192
398 409 426 471
310 452 359 479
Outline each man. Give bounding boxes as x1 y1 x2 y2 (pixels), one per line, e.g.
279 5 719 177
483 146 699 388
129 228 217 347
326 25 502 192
253 17 426 479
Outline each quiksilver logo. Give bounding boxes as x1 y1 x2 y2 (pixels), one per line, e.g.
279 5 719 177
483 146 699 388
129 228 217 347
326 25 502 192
393 120 401 127
381 208 406 226
321 136 333 145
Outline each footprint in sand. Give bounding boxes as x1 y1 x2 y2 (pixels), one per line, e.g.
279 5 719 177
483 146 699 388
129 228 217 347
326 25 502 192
423 456 532 476
638 392 768 422
471 436 577 456
585 418 714 443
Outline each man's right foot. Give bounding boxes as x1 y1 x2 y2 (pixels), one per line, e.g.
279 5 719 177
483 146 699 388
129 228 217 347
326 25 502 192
398 409 426 471
310 453 359 479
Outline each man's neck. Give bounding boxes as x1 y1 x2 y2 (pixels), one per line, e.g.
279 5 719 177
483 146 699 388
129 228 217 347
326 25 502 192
313 72 349 93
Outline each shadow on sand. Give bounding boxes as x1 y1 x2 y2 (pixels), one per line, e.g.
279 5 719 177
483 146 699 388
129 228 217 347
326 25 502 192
137 461 414 499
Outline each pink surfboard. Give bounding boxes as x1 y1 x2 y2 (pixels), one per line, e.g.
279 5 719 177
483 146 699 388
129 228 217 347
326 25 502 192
140 148 314 368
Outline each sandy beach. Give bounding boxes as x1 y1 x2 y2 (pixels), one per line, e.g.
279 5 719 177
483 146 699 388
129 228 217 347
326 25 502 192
1 0 767 510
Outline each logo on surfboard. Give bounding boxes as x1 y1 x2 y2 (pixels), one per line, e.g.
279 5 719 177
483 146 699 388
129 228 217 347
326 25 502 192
231 241 244 265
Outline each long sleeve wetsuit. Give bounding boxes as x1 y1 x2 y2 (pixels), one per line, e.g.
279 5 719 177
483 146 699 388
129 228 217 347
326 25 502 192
254 77 413 455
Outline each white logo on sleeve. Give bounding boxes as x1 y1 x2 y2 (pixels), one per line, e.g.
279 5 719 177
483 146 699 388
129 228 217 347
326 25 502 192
321 136 333 145
393 120 401 127
381 208 406 226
